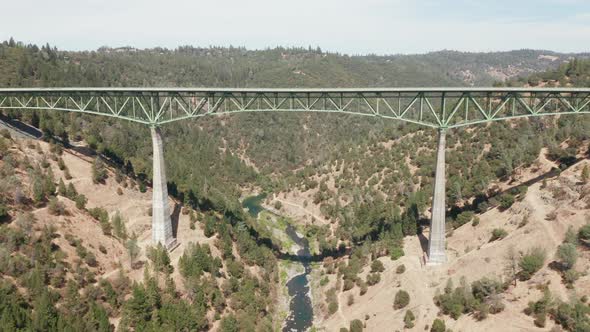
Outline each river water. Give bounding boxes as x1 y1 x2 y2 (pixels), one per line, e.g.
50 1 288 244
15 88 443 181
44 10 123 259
242 194 314 332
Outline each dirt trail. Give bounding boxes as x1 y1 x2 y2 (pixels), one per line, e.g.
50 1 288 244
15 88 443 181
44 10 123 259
273 198 330 225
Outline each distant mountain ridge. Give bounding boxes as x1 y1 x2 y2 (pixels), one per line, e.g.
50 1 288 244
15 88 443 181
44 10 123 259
2 39 587 88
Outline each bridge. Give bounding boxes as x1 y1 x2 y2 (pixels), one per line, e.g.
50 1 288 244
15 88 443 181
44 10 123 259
1 87 589 265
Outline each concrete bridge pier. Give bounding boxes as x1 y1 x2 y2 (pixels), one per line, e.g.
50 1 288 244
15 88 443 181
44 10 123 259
426 128 447 266
150 126 177 249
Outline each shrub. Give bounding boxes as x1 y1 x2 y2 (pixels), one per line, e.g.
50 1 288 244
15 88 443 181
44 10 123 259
349 319 363 332
366 273 380 286
370 259 385 273
564 226 577 245
556 243 577 270
435 277 505 320
112 212 127 240
347 294 354 306
359 282 368 295
430 319 446 332
519 247 546 280
498 193 515 209
328 301 338 315
274 201 282 210
75 194 87 210
117 187 123 196
89 207 108 220
394 290 410 309
57 157 66 170
455 211 474 227
92 158 108 184
48 197 65 216
100 219 112 236
66 183 77 199
563 269 580 287
343 279 355 291
0 129 11 139
126 234 140 265
490 228 508 241
554 300 590 331
85 252 98 267
396 264 406 274
139 181 147 193
404 310 415 328
471 278 504 301
578 223 590 245
58 178 67 196
390 246 404 260
472 216 480 227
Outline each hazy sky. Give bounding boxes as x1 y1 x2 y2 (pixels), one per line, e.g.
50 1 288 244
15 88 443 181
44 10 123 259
2 0 590 54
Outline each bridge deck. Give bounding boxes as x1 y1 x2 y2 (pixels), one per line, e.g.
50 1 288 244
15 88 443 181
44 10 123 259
1 87 589 93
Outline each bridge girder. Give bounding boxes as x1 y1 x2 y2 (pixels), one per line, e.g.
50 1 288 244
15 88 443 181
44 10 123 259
0 88 589 128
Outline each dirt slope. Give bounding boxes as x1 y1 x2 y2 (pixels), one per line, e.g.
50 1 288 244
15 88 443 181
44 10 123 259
6 137 217 289
317 159 590 331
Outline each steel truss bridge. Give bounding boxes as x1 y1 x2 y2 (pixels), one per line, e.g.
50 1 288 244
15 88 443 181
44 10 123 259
1 87 589 128
1 87 589 265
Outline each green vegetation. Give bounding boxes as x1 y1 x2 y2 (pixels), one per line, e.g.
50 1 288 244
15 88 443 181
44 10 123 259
556 243 577 270
91 157 108 184
394 290 410 309
2 40 590 331
111 211 127 240
396 264 406 274
435 277 506 320
349 319 364 332
370 259 385 273
490 228 508 241
526 287 590 331
498 193 515 210
518 247 546 281
404 310 415 328
525 288 552 327
430 318 446 332
579 223 590 246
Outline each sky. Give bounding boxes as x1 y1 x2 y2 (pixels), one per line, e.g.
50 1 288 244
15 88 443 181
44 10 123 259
1 0 590 55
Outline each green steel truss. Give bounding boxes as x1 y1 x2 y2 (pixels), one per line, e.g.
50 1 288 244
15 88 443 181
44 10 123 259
0 87 589 128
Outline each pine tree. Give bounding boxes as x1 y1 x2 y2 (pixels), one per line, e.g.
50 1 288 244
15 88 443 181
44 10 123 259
112 211 127 240
31 290 58 332
66 182 78 199
92 158 107 184
58 178 67 196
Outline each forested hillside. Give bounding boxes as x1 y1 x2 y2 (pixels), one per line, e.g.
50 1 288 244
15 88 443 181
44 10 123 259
1 39 589 256
1 39 590 331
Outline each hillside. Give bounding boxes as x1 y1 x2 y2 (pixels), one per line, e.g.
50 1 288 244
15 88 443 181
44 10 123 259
2 40 590 331
0 130 280 331
313 152 590 331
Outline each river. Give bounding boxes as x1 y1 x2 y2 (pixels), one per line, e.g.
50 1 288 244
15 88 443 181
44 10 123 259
242 194 314 332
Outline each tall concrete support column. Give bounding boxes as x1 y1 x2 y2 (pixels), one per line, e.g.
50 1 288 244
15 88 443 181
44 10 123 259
427 128 447 266
150 126 176 249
